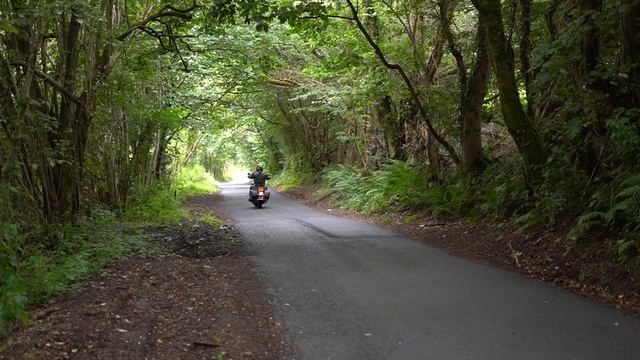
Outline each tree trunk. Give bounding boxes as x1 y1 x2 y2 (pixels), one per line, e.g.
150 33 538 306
472 0 547 178
545 0 562 41
519 0 533 117
426 125 441 179
578 0 605 173
461 25 491 173
153 128 168 181
441 1 490 174
421 8 446 177
181 132 205 167
365 0 404 160
582 0 601 77
378 95 402 159
620 0 640 107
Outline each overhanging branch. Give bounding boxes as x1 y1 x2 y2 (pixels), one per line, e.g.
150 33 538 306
117 2 201 41
261 74 300 87
300 14 354 20
12 61 85 109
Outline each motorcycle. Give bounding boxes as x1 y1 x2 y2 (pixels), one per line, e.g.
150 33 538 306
248 176 270 208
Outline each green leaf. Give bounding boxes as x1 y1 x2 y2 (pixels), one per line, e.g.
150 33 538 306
0 20 17 34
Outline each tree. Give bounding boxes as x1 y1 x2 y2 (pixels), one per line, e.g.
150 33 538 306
471 0 547 178
0 0 198 222
440 0 490 173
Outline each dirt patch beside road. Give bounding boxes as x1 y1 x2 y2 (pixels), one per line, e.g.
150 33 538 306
1 196 289 360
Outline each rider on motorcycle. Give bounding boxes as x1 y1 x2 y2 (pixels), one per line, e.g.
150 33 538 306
248 166 271 201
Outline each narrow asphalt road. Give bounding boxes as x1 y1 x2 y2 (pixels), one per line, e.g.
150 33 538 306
215 181 640 360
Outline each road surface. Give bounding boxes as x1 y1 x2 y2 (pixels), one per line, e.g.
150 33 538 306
215 181 640 360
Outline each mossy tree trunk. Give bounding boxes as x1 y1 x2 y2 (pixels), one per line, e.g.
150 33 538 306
471 0 548 179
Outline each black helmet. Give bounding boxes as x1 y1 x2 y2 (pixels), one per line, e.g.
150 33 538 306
256 166 263 172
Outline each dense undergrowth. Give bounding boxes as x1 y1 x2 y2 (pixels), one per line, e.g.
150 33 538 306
271 165 316 191
124 165 219 224
312 160 640 258
0 165 219 335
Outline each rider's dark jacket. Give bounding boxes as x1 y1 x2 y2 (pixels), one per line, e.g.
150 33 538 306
248 170 271 186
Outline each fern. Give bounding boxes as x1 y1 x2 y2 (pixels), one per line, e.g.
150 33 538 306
569 211 609 240
618 174 640 189
569 173 640 240
613 184 640 215
617 238 639 256
317 161 431 214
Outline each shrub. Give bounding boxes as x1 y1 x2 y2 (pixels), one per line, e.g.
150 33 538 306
124 182 187 224
272 167 315 191
200 214 224 230
420 179 475 217
0 223 29 334
569 173 640 255
125 165 219 224
526 166 583 227
476 161 528 219
315 159 640 260
174 164 219 196
317 161 435 214
0 212 147 335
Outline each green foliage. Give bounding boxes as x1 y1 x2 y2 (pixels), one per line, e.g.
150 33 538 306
317 161 523 217
316 158 619 234
570 211 610 240
124 182 187 224
174 164 220 197
0 224 29 334
569 174 640 247
154 107 190 130
476 162 529 220
272 165 316 191
617 238 640 257
0 212 147 335
608 108 640 160
318 161 437 215
272 159 319 191
0 271 28 334
1 163 218 334
125 165 219 224
200 214 224 230
516 165 584 229
316 165 360 202
404 214 418 223
419 180 475 217
318 161 470 215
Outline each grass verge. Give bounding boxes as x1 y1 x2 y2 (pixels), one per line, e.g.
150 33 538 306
124 165 219 224
1 212 149 336
1 165 221 335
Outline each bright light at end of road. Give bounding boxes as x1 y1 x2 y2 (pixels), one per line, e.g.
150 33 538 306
224 165 251 184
